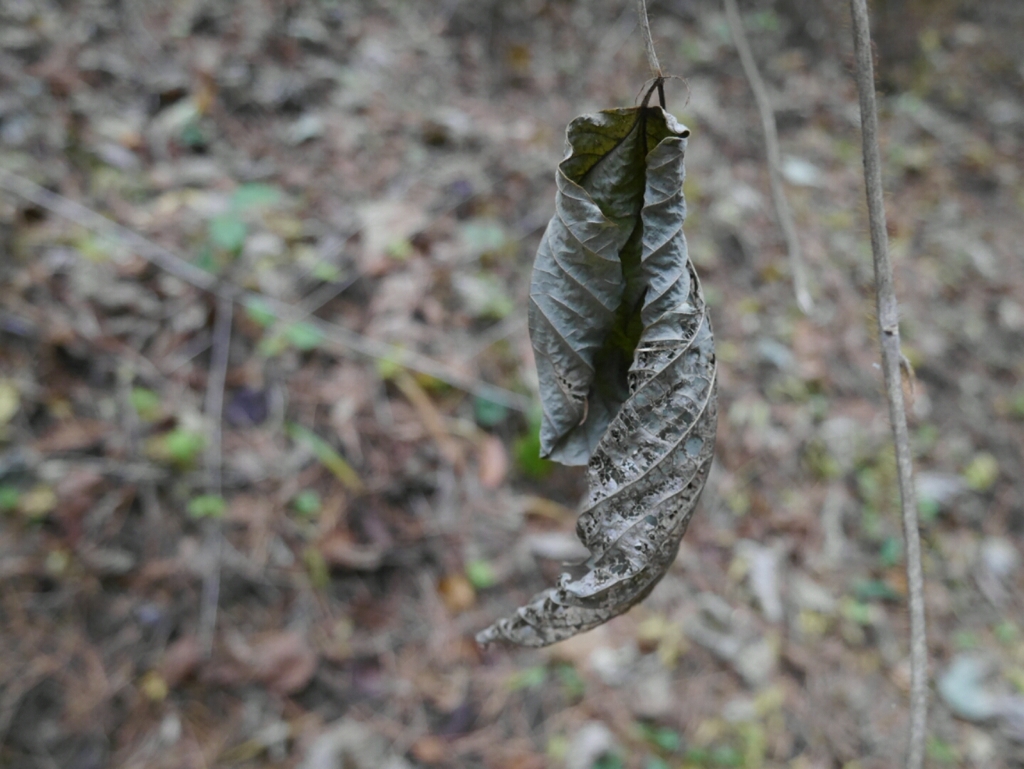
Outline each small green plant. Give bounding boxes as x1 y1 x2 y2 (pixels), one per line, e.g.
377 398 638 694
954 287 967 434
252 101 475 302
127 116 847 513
303 547 330 590
637 722 682 754
465 559 497 589
994 620 1018 646
291 490 322 517
683 744 743 767
853 578 900 602
1009 387 1024 419
148 428 205 468
244 297 277 328
925 737 959 764
507 665 547 690
553 663 586 700
0 485 21 513
513 403 554 479
130 387 162 422
879 536 903 567
187 494 226 519
473 396 508 427
164 429 205 464
963 452 998 492
594 755 624 769
284 322 324 351
208 214 248 253
231 183 282 211
803 438 841 481
952 630 978 650
203 183 285 269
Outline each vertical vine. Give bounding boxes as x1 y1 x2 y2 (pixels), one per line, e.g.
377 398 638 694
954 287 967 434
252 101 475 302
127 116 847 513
849 0 928 766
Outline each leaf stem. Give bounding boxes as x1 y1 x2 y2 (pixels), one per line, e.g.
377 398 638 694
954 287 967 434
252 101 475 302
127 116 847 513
640 76 666 110
849 1 928 766
636 0 663 78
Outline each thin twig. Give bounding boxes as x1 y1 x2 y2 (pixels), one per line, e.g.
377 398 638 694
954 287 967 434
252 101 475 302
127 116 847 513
636 0 662 78
723 0 813 314
197 294 232 657
849 1 928 766
0 167 530 412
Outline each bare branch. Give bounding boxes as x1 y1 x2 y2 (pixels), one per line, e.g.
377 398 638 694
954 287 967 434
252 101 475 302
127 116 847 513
636 0 663 78
723 0 813 314
849 1 928 766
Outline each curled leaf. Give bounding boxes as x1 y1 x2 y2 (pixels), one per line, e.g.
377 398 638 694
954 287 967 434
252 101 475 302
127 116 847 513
478 101 717 647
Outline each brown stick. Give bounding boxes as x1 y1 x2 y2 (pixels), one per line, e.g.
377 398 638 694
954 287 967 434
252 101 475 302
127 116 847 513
723 0 812 314
848 1 928 766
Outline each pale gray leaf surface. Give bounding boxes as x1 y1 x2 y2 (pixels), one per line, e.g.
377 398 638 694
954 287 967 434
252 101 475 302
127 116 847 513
478 105 718 648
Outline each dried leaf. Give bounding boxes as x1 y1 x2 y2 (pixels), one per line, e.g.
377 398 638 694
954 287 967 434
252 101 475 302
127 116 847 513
17 485 58 519
477 434 509 489
139 671 169 702
34 418 109 453
438 573 476 614
250 631 318 695
320 530 385 571
55 468 105 509
159 636 203 688
357 200 428 274
479 101 717 647
300 719 412 769
410 736 446 765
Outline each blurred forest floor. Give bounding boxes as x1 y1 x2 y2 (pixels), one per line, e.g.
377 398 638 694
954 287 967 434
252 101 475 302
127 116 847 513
1 1 1024 767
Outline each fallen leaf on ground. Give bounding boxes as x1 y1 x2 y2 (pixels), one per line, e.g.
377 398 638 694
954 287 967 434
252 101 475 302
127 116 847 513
250 631 318 695
566 721 617 769
410 735 446 764
939 655 999 721
438 574 476 614
34 418 109 452
55 469 106 536
477 434 509 489
17 485 57 519
520 496 576 523
357 200 428 275
159 636 203 687
320 530 385 571
497 754 546 769
300 719 412 769
139 670 168 702
56 468 105 501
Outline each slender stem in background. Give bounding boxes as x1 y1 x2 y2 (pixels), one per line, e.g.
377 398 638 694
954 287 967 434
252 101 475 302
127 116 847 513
636 0 663 78
723 0 813 314
198 294 233 657
849 1 928 766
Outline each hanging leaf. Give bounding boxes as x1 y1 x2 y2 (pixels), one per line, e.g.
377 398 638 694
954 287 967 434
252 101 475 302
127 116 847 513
478 95 718 647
